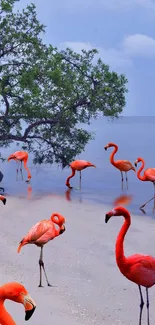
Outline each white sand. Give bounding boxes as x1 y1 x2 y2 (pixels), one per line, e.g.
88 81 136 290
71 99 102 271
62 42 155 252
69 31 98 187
1 195 155 325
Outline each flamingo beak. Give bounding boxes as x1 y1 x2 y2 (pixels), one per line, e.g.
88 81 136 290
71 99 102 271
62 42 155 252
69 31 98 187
60 225 66 234
105 209 116 223
0 196 6 205
24 294 36 321
105 214 111 223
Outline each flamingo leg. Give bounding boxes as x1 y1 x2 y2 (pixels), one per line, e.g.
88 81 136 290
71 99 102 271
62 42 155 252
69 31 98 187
125 172 128 190
140 197 155 210
38 246 52 287
146 288 150 325
138 285 144 325
20 161 23 180
79 170 81 190
16 161 19 181
153 183 155 215
120 171 124 190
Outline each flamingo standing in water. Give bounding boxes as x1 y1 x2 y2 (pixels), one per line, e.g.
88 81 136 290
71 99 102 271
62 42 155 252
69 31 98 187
66 160 96 190
0 195 6 205
17 212 66 287
0 282 36 324
8 151 31 182
134 157 155 210
105 206 155 325
104 142 136 190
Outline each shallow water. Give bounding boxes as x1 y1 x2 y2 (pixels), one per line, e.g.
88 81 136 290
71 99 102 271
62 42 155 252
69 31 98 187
1 116 155 218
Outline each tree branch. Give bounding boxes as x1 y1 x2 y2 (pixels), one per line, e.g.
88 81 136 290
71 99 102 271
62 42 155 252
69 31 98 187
26 135 53 145
23 116 63 139
59 52 99 87
2 94 10 116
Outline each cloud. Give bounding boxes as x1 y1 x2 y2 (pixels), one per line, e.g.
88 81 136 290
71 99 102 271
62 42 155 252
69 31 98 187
60 42 132 70
61 33 155 70
122 34 155 57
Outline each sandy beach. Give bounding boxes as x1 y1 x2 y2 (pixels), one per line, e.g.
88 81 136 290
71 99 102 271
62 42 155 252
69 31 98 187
1 195 155 325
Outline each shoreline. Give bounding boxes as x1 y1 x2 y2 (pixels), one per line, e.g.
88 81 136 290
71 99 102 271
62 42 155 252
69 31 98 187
1 195 155 324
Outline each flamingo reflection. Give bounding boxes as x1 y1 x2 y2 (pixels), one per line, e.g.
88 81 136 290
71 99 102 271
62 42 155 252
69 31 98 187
113 194 133 207
65 188 71 201
27 184 32 199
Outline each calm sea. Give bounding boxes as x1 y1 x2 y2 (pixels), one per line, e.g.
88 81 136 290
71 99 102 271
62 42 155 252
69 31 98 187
1 116 155 218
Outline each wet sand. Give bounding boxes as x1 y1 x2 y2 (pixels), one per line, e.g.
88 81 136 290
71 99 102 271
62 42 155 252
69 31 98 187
1 195 155 325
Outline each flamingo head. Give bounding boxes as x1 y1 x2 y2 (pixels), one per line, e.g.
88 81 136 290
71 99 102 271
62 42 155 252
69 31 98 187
59 224 66 235
1 282 36 321
104 142 115 150
25 175 31 183
0 195 6 205
105 206 129 223
134 157 142 167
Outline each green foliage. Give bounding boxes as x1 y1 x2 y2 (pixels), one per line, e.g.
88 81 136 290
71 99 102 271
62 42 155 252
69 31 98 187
0 0 128 167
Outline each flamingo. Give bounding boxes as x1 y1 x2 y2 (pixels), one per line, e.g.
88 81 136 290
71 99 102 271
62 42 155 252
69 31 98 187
8 151 31 182
0 282 36 324
17 212 66 287
0 195 6 205
134 157 155 210
105 206 155 325
104 142 136 190
66 160 96 190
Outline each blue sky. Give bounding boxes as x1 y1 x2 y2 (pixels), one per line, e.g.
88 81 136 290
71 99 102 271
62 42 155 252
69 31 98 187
15 0 155 116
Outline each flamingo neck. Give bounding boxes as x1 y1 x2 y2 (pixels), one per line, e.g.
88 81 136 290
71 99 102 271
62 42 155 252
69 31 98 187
0 305 15 325
51 213 64 237
23 161 31 179
115 210 131 270
136 159 146 181
66 167 75 187
0 288 16 325
51 212 64 226
110 144 118 167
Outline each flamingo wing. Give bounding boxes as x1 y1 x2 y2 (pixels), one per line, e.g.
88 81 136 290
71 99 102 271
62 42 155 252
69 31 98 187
26 220 53 242
12 151 28 160
35 227 57 245
115 160 135 172
126 254 155 287
144 168 155 181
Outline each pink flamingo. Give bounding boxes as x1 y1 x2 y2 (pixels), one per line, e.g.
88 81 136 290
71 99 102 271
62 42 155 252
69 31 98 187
104 142 136 190
66 160 96 190
105 206 155 325
8 151 31 182
135 157 155 210
17 212 66 287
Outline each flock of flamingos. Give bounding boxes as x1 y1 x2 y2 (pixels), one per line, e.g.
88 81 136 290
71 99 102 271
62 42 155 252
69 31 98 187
0 142 155 324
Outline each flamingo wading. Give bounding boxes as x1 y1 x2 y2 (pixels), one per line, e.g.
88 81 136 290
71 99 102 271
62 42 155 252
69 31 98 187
135 157 155 210
0 282 36 324
17 212 66 287
104 142 136 190
105 206 155 325
8 151 31 182
66 160 96 190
